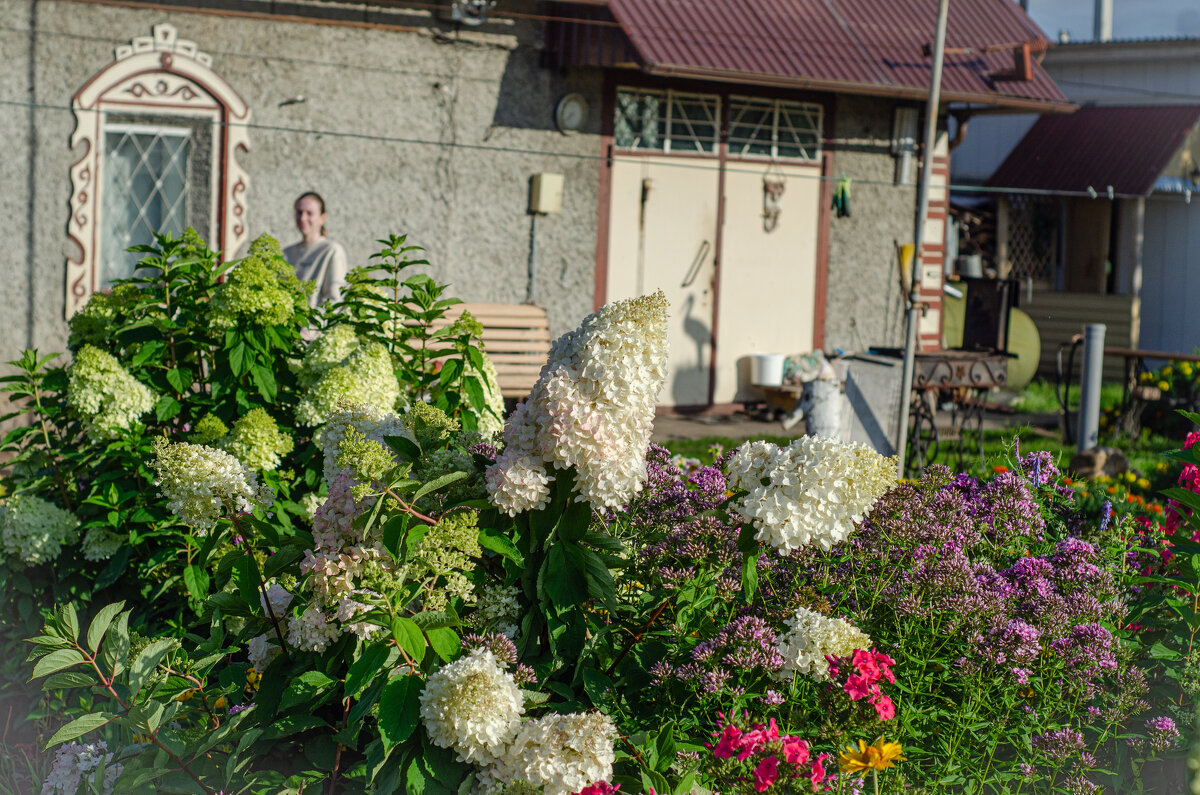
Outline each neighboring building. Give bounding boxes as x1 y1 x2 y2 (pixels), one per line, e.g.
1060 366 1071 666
951 37 1200 375
3 0 1067 408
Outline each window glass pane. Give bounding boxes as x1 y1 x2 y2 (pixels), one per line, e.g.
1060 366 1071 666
614 90 663 150
729 97 775 157
614 89 718 153
777 102 821 160
101 126 191 286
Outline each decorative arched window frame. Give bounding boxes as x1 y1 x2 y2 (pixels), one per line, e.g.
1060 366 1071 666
66 23 251 317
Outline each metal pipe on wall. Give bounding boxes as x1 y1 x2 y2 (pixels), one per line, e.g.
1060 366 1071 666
895 0 951 476
1077 323 1106 452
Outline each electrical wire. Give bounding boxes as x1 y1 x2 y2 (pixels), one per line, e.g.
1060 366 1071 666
7 95 1193 202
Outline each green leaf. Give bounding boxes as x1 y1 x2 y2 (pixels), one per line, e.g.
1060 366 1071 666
165 367 192 394
426 628 460 663
154 394 181 422
392 617 427 664
1149 641 1184 661
385 434 423 462
99 612 130 678
229 342 247 376
346 642 392 698
58 604 80 644
85 602 126 653
250 363 277 402
44 713 111 749
43 670 98 690
127 639 175 701
31 649 85 681
412 611 460 631
477 528 522 564
94 547 132 590
231 557 262 611
411 471 469 505
282 670 337 710
183 565 210 602
379 674 422 751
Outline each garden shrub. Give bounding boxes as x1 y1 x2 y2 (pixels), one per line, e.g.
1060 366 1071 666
1 230 1190 795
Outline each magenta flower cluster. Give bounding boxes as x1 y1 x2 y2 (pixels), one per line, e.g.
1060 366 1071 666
826 648 897 721
707 713 828 793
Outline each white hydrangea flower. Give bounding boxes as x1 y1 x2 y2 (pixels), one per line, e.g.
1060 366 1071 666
260 582 294 616
486 291 668 514
485 451 551 516
150 439 275 535
81 527 123 562
419 649 525 765
727 436 896 553
66 345 155 439
316 403 413 485
774 606 872 681
41 740 122 795
487 711 617 795
0 494 79 567
474 351 507 437
247 633 281 671
286 605 340 652
473 583 523 638
296 339 400 427
299 491 326 521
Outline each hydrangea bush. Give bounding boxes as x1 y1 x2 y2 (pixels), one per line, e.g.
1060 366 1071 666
4 230 1188 794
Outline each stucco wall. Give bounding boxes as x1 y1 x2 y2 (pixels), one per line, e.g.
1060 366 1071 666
824 94 917 353
0 0 603 373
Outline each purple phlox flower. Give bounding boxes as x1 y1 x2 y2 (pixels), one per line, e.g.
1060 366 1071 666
1144 716 1180 751
1100 501 1113 533
228 703 249 715
461 632 519 666
1033 728 1085 762
1020 451 1060 486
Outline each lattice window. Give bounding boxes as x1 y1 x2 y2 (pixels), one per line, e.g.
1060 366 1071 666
729 96 821 160
1007 194 1057 285
614 88 719 154
67 23 251 318
100 124 192 287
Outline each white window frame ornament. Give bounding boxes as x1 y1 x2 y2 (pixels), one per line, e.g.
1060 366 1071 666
66 23 251 317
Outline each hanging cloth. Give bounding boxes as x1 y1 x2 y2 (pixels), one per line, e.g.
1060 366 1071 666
832 175 852 218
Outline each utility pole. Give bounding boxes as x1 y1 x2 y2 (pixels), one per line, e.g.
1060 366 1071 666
895 0 951 476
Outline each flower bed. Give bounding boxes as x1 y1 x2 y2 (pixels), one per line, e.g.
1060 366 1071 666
1 230 1195 794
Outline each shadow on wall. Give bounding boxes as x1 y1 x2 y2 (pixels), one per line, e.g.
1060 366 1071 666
672 293 712 407
490 49 598 134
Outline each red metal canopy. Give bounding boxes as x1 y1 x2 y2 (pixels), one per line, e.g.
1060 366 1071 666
588 0 1070 110
989 105 1200 196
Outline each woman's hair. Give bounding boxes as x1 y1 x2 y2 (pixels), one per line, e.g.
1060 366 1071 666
296 191 327 236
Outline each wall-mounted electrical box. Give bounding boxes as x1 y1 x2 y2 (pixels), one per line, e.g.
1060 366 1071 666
529 173 564 214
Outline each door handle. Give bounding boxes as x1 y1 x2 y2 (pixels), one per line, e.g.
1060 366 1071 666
681 240 711 288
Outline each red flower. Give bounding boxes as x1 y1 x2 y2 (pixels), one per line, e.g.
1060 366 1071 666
844 674 872 701
872 694 897 721
576 784 620 795
753 756 779 792
781 736 810 766
712 724 742 759
809 753 829 789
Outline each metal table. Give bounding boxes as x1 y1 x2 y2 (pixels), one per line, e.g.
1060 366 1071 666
904 350 1010 474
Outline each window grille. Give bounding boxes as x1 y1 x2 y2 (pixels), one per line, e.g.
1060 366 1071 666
100 124 192 287
729 97 821 160
1007 194 1056 285
614 89 719 154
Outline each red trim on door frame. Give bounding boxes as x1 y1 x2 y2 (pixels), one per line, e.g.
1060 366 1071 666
706 108 729 406
812 100 836 352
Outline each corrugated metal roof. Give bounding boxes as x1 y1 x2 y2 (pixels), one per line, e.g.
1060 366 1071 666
988 105 1200 196
602 0 1070 109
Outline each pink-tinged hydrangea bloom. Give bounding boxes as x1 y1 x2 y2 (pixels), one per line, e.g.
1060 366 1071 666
486 292 668 514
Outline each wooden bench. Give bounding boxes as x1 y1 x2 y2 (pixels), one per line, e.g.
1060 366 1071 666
438 303 551 400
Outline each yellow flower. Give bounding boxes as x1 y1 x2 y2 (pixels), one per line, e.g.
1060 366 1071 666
1162 365 1174 377
1137 478 1150 489
1140 372 1154 383
176 689 196 702
1125 471 1138 483
839 739 906 775
1182 362 1194 377
214 696 227 710
1158 380 1171 391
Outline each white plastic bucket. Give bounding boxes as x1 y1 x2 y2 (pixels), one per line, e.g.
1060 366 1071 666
751 353 786 387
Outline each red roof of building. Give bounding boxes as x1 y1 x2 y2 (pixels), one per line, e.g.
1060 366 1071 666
989 105 1200 196
599 0 1069 110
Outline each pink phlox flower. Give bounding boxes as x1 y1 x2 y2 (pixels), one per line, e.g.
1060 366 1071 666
781 736 810 766
843 674 872 701
851 648 881 680
753 755 780 792
871 693 896 721
809 753 829 790
824 654 840 678
575 784 620 795
712 724 742 759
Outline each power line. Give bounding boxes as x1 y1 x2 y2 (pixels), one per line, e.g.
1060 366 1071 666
2 96 1194 202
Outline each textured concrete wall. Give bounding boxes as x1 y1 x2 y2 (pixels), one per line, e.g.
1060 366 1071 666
824 94 916 353
0 0 603 373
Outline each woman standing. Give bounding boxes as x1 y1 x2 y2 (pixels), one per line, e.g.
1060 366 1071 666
283 191 348 309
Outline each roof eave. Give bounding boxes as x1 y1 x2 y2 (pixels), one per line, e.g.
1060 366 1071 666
642 63 1075 114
